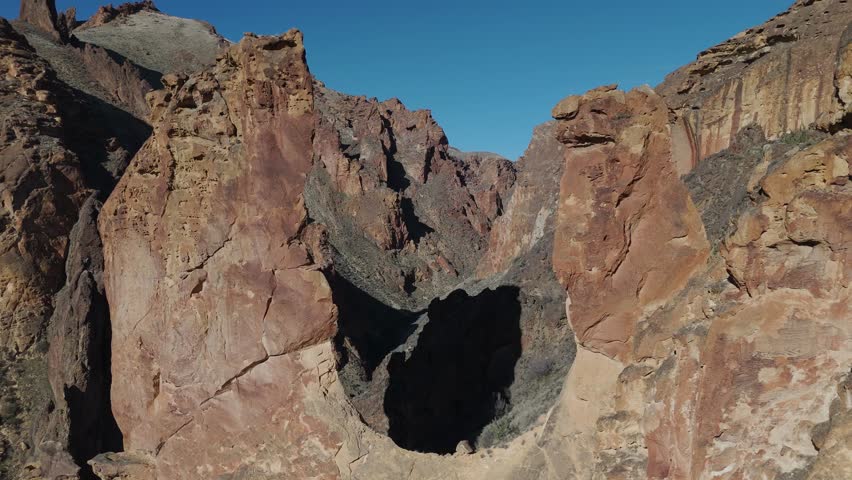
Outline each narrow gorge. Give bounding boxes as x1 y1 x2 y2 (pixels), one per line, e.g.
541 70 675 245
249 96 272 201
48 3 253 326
0 1 850 479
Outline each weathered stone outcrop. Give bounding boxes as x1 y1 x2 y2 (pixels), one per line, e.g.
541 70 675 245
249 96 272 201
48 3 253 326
0 18 85 356
476 122 563 278
18 0 69 42
307 86 577 454
0 17 99 478
3 0 848 478
75 42 153 118
551 85 710 361
308 86 516 308
658 0 852 165
77 1 160 30
98 30 342 478
541 81 852 478
1 6 154 477
14 7 156 121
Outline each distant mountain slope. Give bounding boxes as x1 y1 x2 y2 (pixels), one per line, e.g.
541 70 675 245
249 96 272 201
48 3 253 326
72 8 227 78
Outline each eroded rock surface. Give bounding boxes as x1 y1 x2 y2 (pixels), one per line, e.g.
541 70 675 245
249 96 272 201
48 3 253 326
3 0 850 478
0 19 86 476
658 0 852 163
18 0 70 43
551 85 710 361
539 80 852 480
308 86 516 308
99 31 342 479
1 3 156 477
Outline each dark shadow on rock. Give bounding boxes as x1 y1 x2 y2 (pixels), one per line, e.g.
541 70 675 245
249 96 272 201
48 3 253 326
380 115 410 193
60 86 151 196
63 263 123 477
331 275 422 381
386 155 411 192
400 197 433 245
384 286 522 454
69 36 165 90
43 198 123 479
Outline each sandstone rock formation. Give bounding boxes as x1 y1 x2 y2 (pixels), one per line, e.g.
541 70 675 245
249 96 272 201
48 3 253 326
98 30 342 478
551 85 710 361
535 80 851 478
658 0 852 165
1 1 181 476
90 0 852 477
2 0 851 478
306 86 575 456
308 85 517 307
0 20 86 476
18 0 70 43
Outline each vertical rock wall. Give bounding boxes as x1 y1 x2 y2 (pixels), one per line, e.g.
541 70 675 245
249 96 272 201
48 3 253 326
658 0 852 165
99 31 341 478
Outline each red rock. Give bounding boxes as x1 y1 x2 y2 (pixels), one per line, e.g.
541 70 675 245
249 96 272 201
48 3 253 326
477 122 564 277
536 85 852 480
0 16 139 478
99 30 341 478
3 1 848 479
309 86 516 306
658 0 852 164
76 42 153 118
551 85 710 361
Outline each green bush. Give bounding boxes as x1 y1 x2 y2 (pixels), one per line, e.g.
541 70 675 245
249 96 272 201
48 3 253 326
779 129 825 148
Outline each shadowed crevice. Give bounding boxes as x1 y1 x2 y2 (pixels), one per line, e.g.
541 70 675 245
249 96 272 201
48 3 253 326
332 275 421 382
384 286 522 454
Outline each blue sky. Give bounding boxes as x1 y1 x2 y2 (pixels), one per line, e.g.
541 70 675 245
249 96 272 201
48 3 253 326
3 1 793 158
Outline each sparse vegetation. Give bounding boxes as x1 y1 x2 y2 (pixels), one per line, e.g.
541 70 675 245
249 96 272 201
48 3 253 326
476 413 519 449
778 129 826 148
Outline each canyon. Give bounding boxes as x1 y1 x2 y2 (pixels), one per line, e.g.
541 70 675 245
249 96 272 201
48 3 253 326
0 0 850 479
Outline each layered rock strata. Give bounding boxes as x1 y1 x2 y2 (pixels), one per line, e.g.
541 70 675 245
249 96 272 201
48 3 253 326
2 0 850 478
658 0 852 166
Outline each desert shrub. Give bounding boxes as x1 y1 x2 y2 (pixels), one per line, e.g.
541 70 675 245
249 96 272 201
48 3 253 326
528 355 555 378
779 129 826 148
0 398 19 421
476 413 519 449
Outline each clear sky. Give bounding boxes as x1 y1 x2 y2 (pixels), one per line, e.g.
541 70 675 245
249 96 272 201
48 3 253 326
3 1 793 159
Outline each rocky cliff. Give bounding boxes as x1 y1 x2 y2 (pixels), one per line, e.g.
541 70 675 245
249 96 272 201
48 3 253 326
1 1 202 477
658 0 852 166
542 81 851 479
1 0 850 479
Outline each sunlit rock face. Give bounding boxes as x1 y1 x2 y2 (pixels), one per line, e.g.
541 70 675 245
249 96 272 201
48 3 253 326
658 0 852 166
543 69 852 480
3 0 847 478
99 31 342 478
551 85 710 361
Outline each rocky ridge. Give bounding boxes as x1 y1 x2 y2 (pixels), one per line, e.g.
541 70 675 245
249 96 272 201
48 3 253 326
658 0 852 165
1 0 850 479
